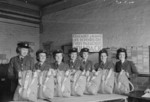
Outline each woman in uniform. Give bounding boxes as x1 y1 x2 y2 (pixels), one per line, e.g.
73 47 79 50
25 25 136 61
8 42 34 97
80 48 93 71
94 48 114 71
51 49 69 71
115 48 139 78
67 48 81 70
34 49 51 71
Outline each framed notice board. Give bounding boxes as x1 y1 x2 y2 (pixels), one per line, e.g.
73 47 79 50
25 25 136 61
72 34 103 52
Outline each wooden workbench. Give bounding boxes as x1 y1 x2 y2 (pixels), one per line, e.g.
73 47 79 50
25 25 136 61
52 94 127 102
9 94 128 102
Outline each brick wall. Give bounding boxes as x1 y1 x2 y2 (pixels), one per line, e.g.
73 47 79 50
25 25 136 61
0 18 40 62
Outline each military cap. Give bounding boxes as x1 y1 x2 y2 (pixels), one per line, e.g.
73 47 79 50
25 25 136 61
36 49 47 57
53 49 63 56
117 48 126 53
99 48 108 56
69 48 78 53
80 48 89 53
17 42 30 49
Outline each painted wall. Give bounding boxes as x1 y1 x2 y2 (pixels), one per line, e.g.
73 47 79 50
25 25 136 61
42 0 150 49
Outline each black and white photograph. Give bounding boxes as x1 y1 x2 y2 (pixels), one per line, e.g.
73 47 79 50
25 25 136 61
0 0 150 102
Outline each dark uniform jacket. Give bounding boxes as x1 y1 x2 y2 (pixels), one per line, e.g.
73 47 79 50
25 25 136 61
34 61 51 71
80 59 93 71
8 55 34 94
115 60 139 76
94 60 114 71
51 62 69 71
66 58 82 70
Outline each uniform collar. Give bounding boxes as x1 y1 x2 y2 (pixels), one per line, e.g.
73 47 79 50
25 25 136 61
70 59 76 63
100 59 108 64
39 61 45 66
55 61 63 66
82 59 87 62
18 55 28 59
120 59 127 64
18 55 24 59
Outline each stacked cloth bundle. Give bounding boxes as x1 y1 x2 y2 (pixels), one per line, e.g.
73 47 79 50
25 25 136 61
13 69 55 102
38 69 55 100
13 70 40 102
13 68 134 102
54 70 71 97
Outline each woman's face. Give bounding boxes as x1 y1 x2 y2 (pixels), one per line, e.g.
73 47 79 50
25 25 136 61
20 48 29 57
39 53 46 63
119 52 126 61
55 53 63 63
82 52 89 60
100 53 107 63
70 52 77 61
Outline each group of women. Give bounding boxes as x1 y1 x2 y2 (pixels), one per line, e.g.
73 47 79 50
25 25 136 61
7 42 139 98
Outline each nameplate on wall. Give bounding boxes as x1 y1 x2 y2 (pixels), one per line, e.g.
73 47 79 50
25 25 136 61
72 34 103 52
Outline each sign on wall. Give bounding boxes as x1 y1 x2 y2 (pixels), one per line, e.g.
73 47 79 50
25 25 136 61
72 34 103 52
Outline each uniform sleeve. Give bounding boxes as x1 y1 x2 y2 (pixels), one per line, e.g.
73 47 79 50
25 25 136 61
33 63 37 72
114 62 117 72
65 63 70 71
8 58 15 79
50 63 55 70
115 62 121 73
130 61 139 74
94 63 99 71
77 60 82 70
30 57 35 71
90 61 94 71
47 63 52 70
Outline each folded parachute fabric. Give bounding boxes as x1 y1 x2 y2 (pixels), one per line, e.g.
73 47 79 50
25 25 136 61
43 69 55 99
54 70 72 97
71 70 82 96
27 70 40 102
38 71 47 99
13 70 33 101
61 70 71 97
38 69 54 100
113 70 134 95
98 69 115 94
86 70 102 95
84 71 91 94
74 70 86 96
54 70 65 97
